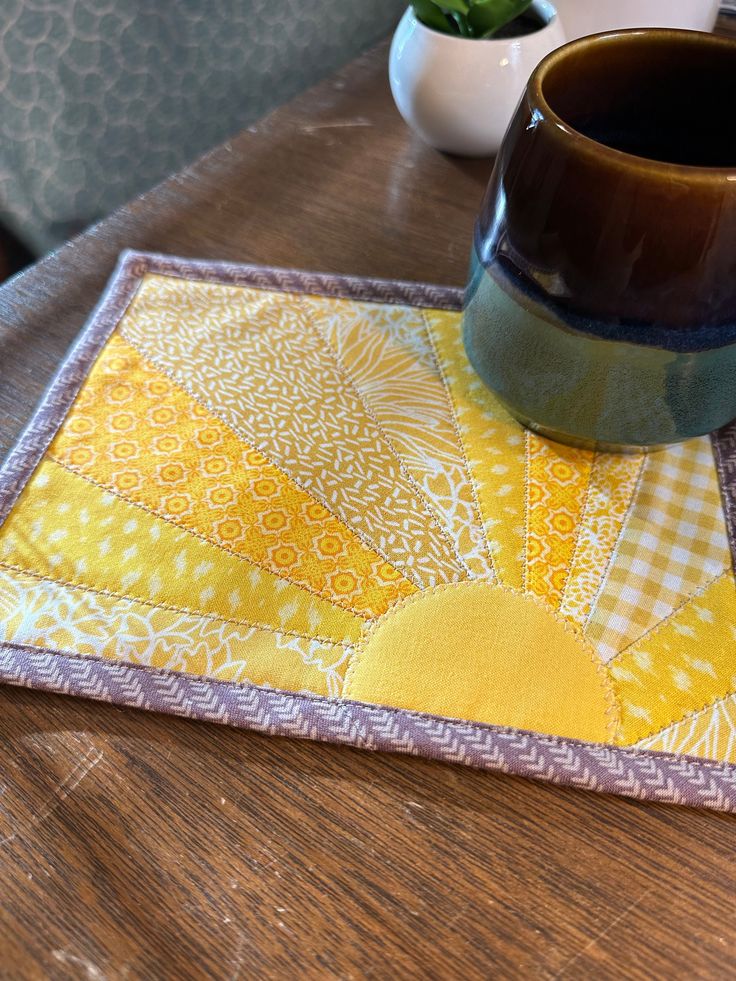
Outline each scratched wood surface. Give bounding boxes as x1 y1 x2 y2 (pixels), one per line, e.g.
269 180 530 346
1 23 736 980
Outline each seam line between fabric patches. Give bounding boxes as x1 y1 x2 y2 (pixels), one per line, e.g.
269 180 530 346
420 309 497 581
0 560 355 647
607 568 730 665
523 428 531 594
300 300 471 582
52 450 391 622
46 454 377 621
555 450 598 610
118 330 425 593
4 640 726 772
114 332 411 590
581 450 651 634
633 687 736 748
559 452 646 617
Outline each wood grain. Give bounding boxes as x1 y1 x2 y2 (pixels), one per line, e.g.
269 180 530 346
1 24 736 980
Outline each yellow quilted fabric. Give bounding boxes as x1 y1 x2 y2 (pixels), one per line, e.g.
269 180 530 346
48 334 414 619
1 272 734 760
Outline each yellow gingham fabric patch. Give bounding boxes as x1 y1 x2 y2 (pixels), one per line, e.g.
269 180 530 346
585 440 731 662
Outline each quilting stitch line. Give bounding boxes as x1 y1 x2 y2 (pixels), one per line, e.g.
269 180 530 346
607 569 729 665
581 451 651 635
556 450 598 611
43 456 378 622
118 329 429 593
299 298 471 581
558 452 646 623
630 689 736 748
420 309 497 581
633 689 736 748
0 561 356 647
111 333 413 596
523 428 531 595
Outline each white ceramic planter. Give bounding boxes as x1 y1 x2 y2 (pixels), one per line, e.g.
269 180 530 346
389 1 566 157
554 0 720 40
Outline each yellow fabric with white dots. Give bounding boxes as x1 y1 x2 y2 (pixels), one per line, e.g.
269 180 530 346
424 308 528 591
0 273 734 759
0 458 361 646
611 572 736 745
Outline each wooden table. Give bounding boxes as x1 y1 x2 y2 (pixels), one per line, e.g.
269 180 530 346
1 22 735 980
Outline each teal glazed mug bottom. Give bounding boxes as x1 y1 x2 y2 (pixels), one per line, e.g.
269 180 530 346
464 29 736 451
463 248 736 451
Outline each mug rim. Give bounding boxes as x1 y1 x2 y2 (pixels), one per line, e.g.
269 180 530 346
529 28 736 181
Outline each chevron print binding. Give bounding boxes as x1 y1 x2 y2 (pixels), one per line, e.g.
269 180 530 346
712 422 736 575
2 250 736 813
2 642 735 812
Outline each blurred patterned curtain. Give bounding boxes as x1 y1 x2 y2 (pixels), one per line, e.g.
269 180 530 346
0 0 404 254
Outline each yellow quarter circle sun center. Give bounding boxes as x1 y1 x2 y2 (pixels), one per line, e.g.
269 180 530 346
345 581 618 742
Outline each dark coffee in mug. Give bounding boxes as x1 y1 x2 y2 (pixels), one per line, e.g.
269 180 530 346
544 37 736 167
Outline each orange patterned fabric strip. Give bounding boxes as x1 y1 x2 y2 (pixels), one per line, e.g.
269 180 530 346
49 335 415 619
526 434 594 607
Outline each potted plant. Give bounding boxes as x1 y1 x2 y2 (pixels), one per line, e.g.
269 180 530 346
389 0 566 156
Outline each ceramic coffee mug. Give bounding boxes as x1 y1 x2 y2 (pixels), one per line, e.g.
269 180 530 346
463 29 736 450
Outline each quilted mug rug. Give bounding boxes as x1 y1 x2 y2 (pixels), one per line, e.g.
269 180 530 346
2 252 736 811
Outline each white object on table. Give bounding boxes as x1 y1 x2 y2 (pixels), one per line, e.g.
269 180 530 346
554 0 721 40
389 1 566 158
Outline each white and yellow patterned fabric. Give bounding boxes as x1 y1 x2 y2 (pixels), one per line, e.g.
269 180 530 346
1 271 734 763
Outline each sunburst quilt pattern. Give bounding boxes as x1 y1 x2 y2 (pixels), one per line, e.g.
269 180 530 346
2 252 736 810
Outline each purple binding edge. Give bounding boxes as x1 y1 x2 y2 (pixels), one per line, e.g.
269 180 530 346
711 420 736 576
1 250 735 813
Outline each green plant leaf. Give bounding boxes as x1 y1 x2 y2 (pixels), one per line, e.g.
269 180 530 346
467 0 534 37
440 0 471 15
412 0 454 33
450 10 474 35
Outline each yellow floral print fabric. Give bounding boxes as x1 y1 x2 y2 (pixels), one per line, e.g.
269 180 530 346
0 567 350 696
305 296 493 579
1 271 734 760
49 334 415 619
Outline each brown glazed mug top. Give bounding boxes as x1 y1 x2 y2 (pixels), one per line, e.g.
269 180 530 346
482 28 736 330
465 29 736 448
